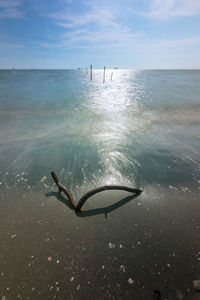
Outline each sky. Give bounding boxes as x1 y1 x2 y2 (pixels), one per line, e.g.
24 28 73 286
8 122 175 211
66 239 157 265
0 0 200 69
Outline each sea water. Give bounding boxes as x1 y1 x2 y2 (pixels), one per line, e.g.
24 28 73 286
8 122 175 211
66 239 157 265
1 69 200 299
0 69 200 194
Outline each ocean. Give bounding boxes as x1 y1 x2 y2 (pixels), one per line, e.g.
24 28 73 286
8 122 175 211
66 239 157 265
0 69 200 299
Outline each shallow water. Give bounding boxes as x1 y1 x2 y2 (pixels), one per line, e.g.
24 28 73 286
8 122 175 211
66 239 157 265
0 69 200 299
0 69 200 192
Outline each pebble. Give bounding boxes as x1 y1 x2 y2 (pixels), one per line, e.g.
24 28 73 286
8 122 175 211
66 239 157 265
108 243 115 248
120 265 125 272
193 280 200 292
128 278 134 284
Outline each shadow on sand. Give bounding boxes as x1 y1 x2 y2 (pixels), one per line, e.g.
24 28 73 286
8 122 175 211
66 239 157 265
45 191 140 218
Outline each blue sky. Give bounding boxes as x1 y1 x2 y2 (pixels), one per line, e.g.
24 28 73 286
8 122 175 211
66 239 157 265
0 0 200 69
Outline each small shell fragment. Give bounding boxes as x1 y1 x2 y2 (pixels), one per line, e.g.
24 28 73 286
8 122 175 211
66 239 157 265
128 278 134 284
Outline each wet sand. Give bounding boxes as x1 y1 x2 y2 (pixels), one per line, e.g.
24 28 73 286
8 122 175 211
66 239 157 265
1 184 200 299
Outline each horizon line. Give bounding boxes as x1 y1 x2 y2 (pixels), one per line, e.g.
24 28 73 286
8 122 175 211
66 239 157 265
0 68 200 71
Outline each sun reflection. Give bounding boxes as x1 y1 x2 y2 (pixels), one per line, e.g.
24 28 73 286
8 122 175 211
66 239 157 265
86 69 141 114
84 69 143 184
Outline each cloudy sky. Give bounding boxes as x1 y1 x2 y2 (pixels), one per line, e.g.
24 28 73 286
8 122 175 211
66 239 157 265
0 0 200 68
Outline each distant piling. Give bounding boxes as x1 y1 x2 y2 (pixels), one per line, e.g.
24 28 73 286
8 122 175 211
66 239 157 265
90 64 92 81
86 67 88 75
110 72 113 81
103 66 106 84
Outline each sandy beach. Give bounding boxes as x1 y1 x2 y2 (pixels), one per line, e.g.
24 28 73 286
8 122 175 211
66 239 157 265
1 182 200 299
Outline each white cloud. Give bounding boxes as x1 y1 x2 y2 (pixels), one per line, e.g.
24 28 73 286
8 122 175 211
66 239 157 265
38 32 200 52
45 1 200 51
0 0 23 18
134 0 200 20
159 36 200 47
50 6 116 28
60 26 141 47
48 2 142 49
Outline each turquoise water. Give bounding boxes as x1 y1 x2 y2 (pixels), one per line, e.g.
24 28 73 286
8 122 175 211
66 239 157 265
0 69 200 194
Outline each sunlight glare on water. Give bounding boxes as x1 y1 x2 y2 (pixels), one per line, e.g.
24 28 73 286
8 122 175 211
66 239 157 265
83 69 144 186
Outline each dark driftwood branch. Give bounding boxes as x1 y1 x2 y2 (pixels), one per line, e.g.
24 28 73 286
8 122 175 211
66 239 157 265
51 171 76 209
51 171 143 212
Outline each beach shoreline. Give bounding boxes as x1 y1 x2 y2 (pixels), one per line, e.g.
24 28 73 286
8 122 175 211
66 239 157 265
1 184 200 299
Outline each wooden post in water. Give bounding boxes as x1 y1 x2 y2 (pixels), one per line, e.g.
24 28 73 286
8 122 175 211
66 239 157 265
103 66 106 83
110 72 113 81
90 64 92 81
